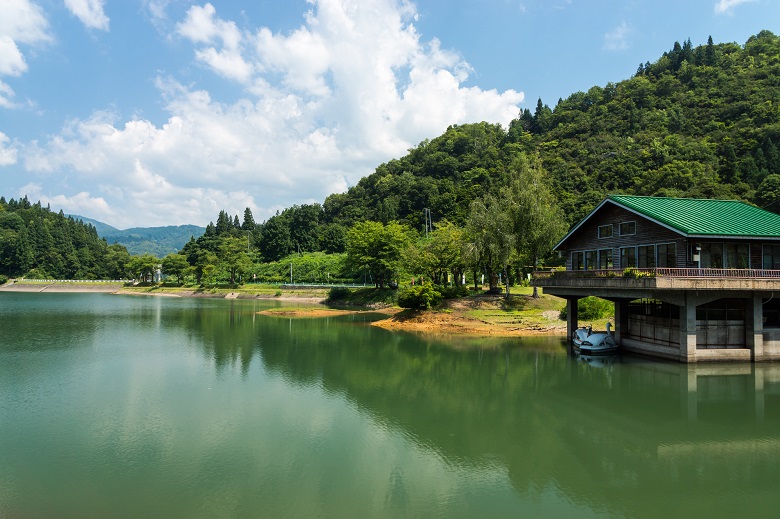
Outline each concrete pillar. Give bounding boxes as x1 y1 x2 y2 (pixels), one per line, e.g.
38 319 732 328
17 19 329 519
680 294 697 363
567 297 579 341
614 299 629 344
747 293 765 361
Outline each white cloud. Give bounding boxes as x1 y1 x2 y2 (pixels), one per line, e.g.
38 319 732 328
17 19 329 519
603 21 631 51
64 0 110 31
15 0 524 228
0 0 51 107
714 0 755 14
0 36 27 76
20 182 114 219
0 132 18 166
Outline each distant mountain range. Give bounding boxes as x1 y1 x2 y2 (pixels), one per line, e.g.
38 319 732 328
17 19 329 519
71 215 205 257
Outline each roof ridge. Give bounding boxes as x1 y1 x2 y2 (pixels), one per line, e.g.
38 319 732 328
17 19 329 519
609 194 749 204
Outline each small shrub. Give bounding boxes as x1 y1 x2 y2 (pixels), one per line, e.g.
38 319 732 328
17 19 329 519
327 286 352 302
439 284 469 299
274 290 282 297
397 282 442 310
0 275 8 285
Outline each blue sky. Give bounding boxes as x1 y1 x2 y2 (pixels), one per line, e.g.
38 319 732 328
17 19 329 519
0 0 778 228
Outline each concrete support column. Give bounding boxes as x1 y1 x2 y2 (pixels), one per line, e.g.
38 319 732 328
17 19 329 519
747 293 765 361
567 297 579 341
614 299 629 344
680 295 697 363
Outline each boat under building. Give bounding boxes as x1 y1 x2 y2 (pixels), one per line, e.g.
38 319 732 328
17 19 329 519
533 195 780 362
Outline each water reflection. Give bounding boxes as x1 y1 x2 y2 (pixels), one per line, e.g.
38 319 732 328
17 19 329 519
159 297 780 516
2 293 779 517
249 321 780 517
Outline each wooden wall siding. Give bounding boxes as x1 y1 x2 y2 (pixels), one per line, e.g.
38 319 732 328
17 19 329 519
561 202 780 270
563 204 685 269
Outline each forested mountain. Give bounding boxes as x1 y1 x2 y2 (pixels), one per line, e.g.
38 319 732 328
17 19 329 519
249 31 780 261
0 196 131 279
72 215 205 256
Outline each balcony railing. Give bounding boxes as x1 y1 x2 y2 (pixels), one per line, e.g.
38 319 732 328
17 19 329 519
533 268 780 279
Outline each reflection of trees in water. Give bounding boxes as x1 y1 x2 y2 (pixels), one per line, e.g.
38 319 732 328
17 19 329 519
174 302 780 516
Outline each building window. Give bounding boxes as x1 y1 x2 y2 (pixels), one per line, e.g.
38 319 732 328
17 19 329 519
637 245 656 268
599 249 613 269
763 244 780 270
584 250 596 270
657 243 677 268
620 247 636 268
725 243 750 269
701 243 724 268
619 221 636 236
572 251 585 270
598 224 613 239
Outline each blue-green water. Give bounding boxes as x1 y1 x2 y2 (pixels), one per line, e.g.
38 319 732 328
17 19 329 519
1 292 779 518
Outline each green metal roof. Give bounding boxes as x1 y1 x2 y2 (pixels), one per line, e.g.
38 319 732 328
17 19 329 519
608 195 780 237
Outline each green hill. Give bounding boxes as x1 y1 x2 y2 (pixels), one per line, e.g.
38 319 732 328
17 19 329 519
318 31 780 229
71 215 205 257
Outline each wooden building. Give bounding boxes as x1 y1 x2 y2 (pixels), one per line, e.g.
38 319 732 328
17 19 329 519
533 195 780 362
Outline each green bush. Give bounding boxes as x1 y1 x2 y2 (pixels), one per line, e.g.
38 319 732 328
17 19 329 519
327 286 352 302
559 296 613 321
397 282 442 310
439 284 469 299
0 275 8 285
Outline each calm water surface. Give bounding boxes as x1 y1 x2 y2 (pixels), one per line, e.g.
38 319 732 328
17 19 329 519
1 292 779 518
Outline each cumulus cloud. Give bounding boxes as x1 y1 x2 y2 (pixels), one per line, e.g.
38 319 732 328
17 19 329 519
0 0 51 107
714 0 755 14
0 132 18 166
603 21 631 51
64 0 110 31
16 0 524 227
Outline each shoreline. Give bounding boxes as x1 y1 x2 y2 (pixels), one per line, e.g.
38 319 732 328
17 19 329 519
1 281 572 337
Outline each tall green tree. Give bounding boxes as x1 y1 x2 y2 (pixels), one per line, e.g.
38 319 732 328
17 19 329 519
345 221 412 288
503 155 569 296
462 195 514 293
128 254 159 283
161 253 189 284
218 236 253 284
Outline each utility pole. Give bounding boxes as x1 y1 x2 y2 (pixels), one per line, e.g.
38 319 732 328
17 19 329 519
423 208 432 238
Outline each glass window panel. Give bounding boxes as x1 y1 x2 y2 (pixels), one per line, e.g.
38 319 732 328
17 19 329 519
638 245 656 268
573 252 584 270
598 225 613 239
701 243 723 268
657 243 676 268
584 250 596 270
619 222 636 236
599 249 613 269
620 247 636 268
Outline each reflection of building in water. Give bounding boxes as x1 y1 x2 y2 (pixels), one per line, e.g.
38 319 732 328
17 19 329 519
544 359 780 516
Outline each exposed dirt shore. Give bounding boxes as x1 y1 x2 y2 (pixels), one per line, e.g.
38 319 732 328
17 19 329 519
259 294 568 337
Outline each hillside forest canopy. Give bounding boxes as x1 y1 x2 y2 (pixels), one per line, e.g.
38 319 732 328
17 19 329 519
2 32 780 291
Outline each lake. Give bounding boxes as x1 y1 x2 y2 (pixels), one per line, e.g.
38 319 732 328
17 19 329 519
1 292 779 518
